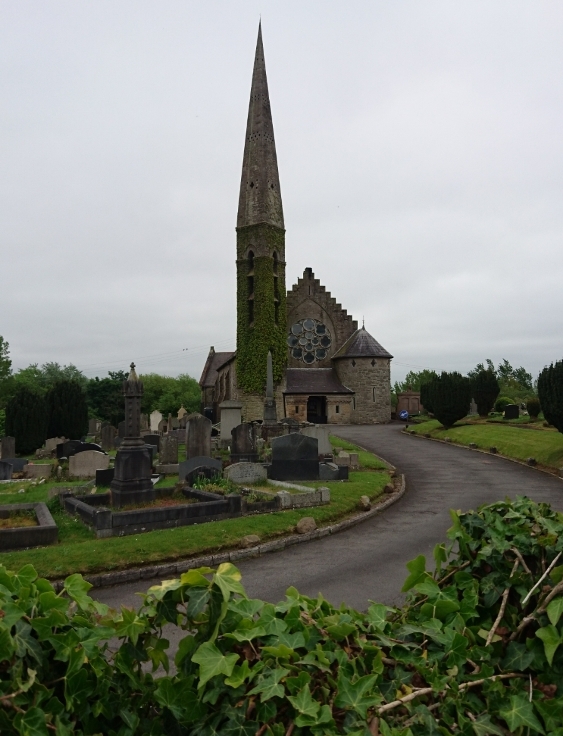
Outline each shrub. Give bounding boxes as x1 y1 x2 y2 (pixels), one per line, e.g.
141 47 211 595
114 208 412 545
470 368 500 417
537 360 563 433
494 395 514 413
425 371 471 428
4 386 48 454
526 396 541 419
420 381 434 413
46 380 89 439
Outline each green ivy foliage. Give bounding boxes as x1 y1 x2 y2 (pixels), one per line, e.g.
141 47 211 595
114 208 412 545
236 226 287 394
2 496 563 734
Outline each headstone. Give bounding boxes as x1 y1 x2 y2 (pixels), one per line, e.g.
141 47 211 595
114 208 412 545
160 435 178 464
469 399 478 415
101 425 117 452
143 434 160 450
177 406 187 420
24 464 52 479
334 451 350 466
504 404 519 420
57 441 104 460
167 413 173 433
219 401 242 447
0 437 15 459
300 425 332 455
140 413 149 431
178 455 222 483
118 420 126 438
158 418 168 433
186 413 212 459
224 462 268 485
0 461 13 480
270 434 319 481
150 409 163 432
96 467 114 486
349 452 359 469
231 423 258 463
45 437 64 453
319 462 339 481
88 418 101 435
2 458 28 473
69 450 110 478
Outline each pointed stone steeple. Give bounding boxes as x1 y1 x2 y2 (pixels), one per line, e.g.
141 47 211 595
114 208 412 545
237 22 284 229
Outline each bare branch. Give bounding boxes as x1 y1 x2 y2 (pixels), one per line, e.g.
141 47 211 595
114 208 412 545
522 552 562 606
486 560 519 646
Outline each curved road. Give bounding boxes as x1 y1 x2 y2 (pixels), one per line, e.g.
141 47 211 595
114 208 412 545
96 423 563 614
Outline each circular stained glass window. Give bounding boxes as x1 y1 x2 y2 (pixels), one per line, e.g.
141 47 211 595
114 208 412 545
287 319 332 364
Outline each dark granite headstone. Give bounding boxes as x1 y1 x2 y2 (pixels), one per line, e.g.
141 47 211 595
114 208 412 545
144 434 160 450
1 458 28 473
1 436 16 459
186 414 212 459
185 465 220 487
504 404 520 420
270 434 319 481
96 468 114 486
178 455 222 483
57 441 104 460
0 461 13 480
231 423 258 463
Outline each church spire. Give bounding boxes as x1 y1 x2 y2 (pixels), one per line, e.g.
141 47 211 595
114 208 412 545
237 23 284 229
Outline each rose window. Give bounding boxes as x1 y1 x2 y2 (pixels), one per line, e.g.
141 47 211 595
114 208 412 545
287 318 332 364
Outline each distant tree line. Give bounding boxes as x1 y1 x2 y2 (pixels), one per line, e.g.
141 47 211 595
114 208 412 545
0 336 201 452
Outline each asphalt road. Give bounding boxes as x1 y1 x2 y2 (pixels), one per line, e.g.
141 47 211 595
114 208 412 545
95 422 563 616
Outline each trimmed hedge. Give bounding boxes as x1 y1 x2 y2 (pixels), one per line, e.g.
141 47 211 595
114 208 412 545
471 369 500 417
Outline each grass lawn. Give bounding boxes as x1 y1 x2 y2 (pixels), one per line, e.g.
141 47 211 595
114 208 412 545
409 419 563 470
0 439 391 579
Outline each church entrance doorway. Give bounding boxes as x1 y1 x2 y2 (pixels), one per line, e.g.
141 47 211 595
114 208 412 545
307 396 327 424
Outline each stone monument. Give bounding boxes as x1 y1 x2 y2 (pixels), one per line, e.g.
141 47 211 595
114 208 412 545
110 363 154 507
186 413 212 459
219 401 242 447
0 436 16 459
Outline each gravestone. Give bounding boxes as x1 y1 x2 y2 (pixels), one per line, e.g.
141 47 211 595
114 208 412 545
219 401 242 447
270 434 319 481
504 404 519 420
178 455 222 483
150 410 163 432
96 467 114 486
319 462 339 481
140 413 149 431
300 425 332 455
69 450 110 478
88 418 101 435
118 420 126 438
1 437 15 459
101 425 117 452
2 458 28 473
24 464 52 479
143 434 160 450
224 462 267 485
57 441 104 460
186 413 212 459
177 406 187 420
0 461 13 480
334 451 350 466
45 437 64 453
160 435 178 464
231 423 258 463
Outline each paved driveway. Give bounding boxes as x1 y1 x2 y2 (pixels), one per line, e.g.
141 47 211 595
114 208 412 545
95 423 563 614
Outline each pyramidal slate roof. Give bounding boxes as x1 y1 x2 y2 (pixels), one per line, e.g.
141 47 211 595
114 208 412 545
237 23 284 230
332 327 393 360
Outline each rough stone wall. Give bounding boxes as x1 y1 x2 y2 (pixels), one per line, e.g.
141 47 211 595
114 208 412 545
335 358 392 424
326 396 353 424
286 268 358 369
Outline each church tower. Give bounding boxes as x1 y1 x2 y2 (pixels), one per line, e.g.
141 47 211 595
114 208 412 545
236 23 287 395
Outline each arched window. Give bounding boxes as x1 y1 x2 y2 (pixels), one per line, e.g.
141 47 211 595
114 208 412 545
247 250 254 326
273 251 280 325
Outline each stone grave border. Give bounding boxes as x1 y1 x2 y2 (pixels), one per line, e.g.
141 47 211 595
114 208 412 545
402 427 563 479
0 502 58 551
51 473 405 591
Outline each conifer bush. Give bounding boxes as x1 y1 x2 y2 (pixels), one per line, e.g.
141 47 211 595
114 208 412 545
4 387 48 454
420 381 434 414
425 371 471 428
46 380 89 440
526 397 541 420
538 360 563 433
471 369 500 417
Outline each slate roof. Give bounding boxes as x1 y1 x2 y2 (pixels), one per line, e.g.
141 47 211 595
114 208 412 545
285 368 353 395
199 350 236 388
331 327 393 360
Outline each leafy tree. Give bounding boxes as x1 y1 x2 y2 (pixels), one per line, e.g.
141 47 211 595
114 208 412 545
538 360 563 432
140 373 201 416
0 335 11 382
87 371 127 426
5 386 48 454
469 358 534 404
426 371 472 428
46 380 89 439
393 369 438 396
470 369 500 417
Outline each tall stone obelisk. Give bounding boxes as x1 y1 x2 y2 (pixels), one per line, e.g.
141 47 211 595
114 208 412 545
110 363 154 507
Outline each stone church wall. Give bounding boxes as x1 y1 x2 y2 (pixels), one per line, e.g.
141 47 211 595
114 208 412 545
335 358 392 424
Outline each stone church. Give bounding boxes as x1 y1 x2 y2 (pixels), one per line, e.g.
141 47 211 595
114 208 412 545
200 25 392 425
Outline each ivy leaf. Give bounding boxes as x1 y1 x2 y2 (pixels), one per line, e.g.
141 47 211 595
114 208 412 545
547 597 563 626
334 674 378 719
402 555 429 592
115 608 146 645
536 624 563 666
287 684 320 718
224 659 253 688
63 574 93 610
433 542 448 572
1 600 25 627
154 678 205 723
326 622 356 641
186 587 210 618
501 641 534 671
19 706 49 736
39 591 69 614
286 671 311 694
420 599 460 621
444 631 468 668
414 579 441 598
551 565 563 585
294 703 332 728
248 667 290 701
535 699 563 732
224 625 266 643
14 564 38 591
499 693 545 733
213 563 246 601
0 627 15 661
191 641 239 688
181 568 213 587
469 714 507 736
366 603 389 630
261 644 297 660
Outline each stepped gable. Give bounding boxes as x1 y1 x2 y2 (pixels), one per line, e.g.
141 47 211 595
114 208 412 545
332 327 393 360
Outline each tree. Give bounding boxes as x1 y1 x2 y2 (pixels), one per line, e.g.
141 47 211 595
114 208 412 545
420 381 434 413
538 360 563 432
393 369 438 396
470 369 500 417
46 380 89 439
426 371 472 428
87 371 127 426
0 335 11 382
5 386 48 454
468 358 534 404
140 373 201 416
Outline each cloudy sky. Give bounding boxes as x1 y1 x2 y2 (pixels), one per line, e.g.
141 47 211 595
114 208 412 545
2 1 562 384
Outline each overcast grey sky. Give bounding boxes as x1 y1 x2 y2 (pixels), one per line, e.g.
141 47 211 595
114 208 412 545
2 1 562 384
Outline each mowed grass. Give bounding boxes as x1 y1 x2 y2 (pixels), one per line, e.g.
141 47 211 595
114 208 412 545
329 435 388 470
0 456 391 580
409 419 563 470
